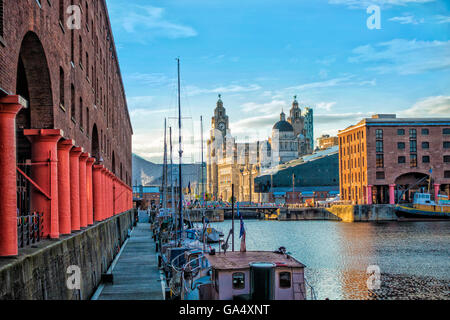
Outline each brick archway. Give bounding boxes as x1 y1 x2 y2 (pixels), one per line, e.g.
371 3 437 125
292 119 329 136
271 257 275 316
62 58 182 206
16 31 53 163
395 171 430 203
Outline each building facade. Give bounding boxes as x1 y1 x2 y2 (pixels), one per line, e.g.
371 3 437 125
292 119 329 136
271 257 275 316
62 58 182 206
317 134 339 150
133 186 160 209
338 114 450 204
0 0 133 256
206 96 313 201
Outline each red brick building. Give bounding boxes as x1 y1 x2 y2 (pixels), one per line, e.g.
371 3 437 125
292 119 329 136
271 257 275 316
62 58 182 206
338 114 450 205
0 0 133 256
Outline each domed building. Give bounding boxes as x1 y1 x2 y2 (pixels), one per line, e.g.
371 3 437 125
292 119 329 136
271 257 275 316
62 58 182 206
271 110 298 164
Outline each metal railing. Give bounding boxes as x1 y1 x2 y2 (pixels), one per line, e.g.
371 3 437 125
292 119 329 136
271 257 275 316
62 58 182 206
17 212 44 248
16 162 44 248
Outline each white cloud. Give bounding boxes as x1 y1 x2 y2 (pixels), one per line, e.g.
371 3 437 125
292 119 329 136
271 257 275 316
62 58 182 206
241 100 287 114
329 0 435 9
398 96 450 117
434 15 450 24
349 39 450 75
316 102 337 112
389 14 424 24
285 76 354 91
284 75 376 92
112 4 197 40
127 96 154 109
125 73 174 86
185 84 262 96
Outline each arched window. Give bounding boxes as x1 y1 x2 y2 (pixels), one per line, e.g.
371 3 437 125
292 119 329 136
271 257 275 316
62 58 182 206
71 84 76 121
79 36 82 66
59 0 64 22
79 97 83 129
85 1 89 27
86 107 89 134
59 67 65 109
0 1 4 38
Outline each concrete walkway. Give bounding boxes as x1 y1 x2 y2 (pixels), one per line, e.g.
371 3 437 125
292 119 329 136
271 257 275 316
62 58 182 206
94 211 163 300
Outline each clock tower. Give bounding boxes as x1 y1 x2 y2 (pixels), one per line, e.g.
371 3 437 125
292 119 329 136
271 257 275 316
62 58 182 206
211 94 229 138
207 94 230 199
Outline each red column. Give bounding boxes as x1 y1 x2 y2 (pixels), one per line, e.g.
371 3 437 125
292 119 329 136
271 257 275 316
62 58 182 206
57 139 74 235
93 165 104 222
120 182 125 213
24 129 62 239
389 184 396 205
434 184 441 203
105 170 110 218
112 177 117 215
101 167 107 220
79 152 89 228
117 182 121 214
108 172 113 217
0 95 24 256
70 147 83 231
86 157 95 225
367 185 373 205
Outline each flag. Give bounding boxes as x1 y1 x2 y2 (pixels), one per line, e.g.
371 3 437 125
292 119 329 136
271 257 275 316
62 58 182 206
239 203 246 252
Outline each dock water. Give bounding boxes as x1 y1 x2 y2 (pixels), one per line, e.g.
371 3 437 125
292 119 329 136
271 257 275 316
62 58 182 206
93 211 163 300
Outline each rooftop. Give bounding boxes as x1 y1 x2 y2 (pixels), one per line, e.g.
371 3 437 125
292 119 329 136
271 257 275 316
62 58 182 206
207 251 306 270
340 114 450 133
260 145 338 175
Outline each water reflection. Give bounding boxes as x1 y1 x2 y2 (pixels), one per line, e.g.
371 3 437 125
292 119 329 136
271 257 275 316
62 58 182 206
209 220 450 299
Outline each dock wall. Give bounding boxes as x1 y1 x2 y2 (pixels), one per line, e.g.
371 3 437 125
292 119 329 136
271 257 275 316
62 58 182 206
327 205 398 222
0 210 135 300
281 208 341 221
185 209 224 222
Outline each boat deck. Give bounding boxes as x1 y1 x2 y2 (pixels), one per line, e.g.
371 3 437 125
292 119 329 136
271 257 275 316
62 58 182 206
93 212 164 300
207 251 306 270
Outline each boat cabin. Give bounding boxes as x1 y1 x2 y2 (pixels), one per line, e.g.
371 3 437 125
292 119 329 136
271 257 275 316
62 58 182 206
413 193 436 205
198 251 307 300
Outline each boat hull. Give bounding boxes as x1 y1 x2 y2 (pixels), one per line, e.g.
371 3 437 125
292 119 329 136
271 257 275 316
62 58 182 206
395 205 450 219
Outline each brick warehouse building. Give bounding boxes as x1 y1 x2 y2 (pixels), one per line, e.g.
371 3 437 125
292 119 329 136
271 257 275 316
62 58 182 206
338 114 450 205
0 0 132 256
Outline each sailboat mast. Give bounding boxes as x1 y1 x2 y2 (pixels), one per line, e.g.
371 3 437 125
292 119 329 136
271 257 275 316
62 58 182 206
200 116 204 205
177 58 184 241
170 126 176 242
163 118 168 211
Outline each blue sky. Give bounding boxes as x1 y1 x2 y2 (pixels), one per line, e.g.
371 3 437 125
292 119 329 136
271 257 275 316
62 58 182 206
106 0 450 163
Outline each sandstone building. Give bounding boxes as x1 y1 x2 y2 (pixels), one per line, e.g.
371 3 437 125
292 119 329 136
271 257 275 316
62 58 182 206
317 134 339 151
206 95 314 201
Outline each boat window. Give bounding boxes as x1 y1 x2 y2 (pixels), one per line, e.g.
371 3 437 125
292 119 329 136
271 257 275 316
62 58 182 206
279 272 291 288
214 269 219 292
232 272 245 290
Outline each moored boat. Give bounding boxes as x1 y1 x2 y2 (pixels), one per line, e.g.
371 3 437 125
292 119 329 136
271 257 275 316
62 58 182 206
181 247 313 300
395 193 450 219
